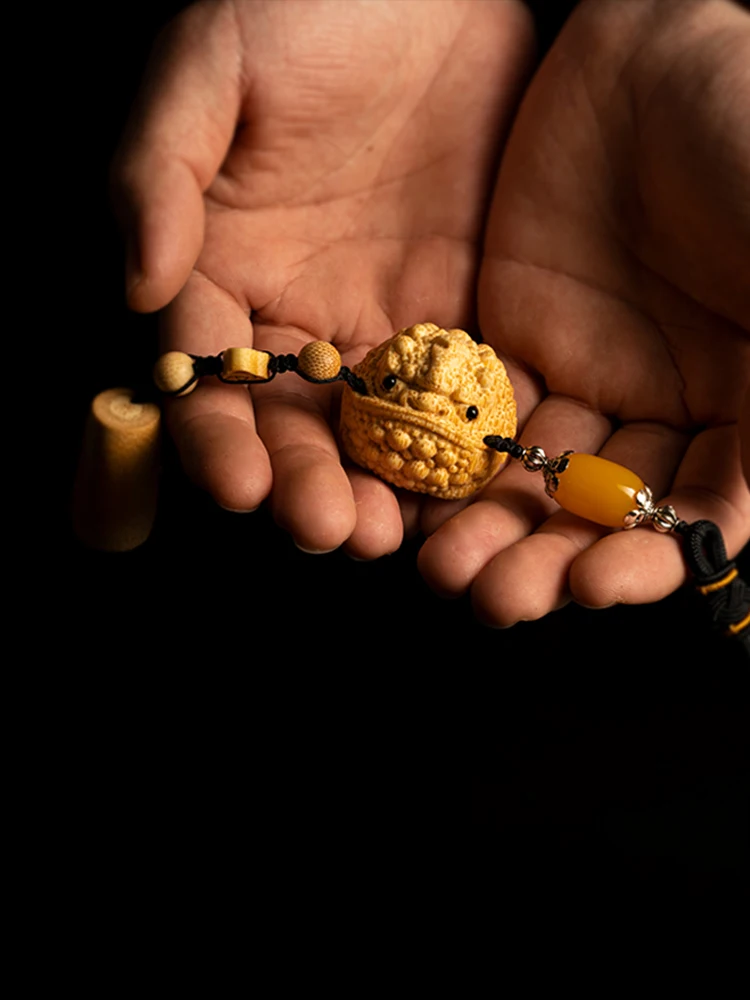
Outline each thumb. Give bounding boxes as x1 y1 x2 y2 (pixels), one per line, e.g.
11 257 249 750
111 2 242 312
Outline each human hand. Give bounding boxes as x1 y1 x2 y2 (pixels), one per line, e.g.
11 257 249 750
112 0 534 557
419 0 750 625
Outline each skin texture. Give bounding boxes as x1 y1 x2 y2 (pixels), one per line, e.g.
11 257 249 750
113 0 750 625
419 0 750 626
112 0 535 557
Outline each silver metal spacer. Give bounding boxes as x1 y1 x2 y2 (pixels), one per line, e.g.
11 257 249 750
517 446 575 498
543 450 574 498
623 486 655 529
521 446 547 473
651 504 680 533
623 486 680 533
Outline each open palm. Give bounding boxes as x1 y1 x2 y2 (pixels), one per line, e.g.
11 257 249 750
113 0 534 556
420 0 750 625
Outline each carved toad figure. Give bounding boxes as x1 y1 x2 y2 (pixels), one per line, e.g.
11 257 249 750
340 323 517 499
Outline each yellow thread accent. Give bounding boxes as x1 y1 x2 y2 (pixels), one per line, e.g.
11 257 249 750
727 610 750 637
698 567 738 595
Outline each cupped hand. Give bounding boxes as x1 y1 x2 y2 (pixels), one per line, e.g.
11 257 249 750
419 0 750 625
112 0 534 557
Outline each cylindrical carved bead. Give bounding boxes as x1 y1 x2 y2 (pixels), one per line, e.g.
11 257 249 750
297 341 341 381
553 453 645 528
221 347 270 382
72 388 161 551
153 351 197 396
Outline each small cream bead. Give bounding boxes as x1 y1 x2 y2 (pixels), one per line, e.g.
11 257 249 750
153 351 197 396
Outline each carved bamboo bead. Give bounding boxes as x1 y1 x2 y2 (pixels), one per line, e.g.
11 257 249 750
221 347 269 382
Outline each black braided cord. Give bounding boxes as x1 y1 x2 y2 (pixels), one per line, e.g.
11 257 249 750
339 368 368 394
192 354 225 378
161 352 224 396
675 520 750 654
484 435 526 461
267 353 298 377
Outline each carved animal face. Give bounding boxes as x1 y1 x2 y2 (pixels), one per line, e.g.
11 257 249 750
340 323 517 499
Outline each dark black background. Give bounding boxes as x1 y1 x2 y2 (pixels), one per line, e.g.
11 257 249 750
48 1 748 907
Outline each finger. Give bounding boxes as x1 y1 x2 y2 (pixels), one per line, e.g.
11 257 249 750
251 325 358 553
472 421 690 625
161 273 272 512
471 519 588 627
397 491 423 542
111 3 242 312
342 467 404 560
420 495 472 537
418 394 612 598
570 423 750 608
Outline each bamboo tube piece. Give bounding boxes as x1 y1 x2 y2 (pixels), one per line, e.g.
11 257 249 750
221 347 269 382
72 388 161 552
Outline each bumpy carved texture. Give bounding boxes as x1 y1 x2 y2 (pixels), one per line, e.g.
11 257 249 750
340 323 517 499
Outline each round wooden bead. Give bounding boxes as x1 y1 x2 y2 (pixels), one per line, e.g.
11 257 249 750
297 341 341 381
153 351 197 396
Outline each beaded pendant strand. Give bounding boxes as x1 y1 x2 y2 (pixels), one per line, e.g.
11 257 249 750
76 324 750 653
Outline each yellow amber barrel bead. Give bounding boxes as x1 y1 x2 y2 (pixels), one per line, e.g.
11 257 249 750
553 453 645 528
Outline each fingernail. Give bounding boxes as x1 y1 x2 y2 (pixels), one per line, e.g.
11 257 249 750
219 504 260 514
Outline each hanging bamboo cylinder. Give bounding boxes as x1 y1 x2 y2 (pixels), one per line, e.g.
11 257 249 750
72 388 161 551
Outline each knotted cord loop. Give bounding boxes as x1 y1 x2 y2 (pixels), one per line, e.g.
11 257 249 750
484 435 527 461
676 520 750 651
340 367 368 394
269 353 299 376
192 353 225 378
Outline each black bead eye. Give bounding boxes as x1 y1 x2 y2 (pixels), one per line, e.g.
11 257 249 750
382 374 398 391
466 406 479 421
